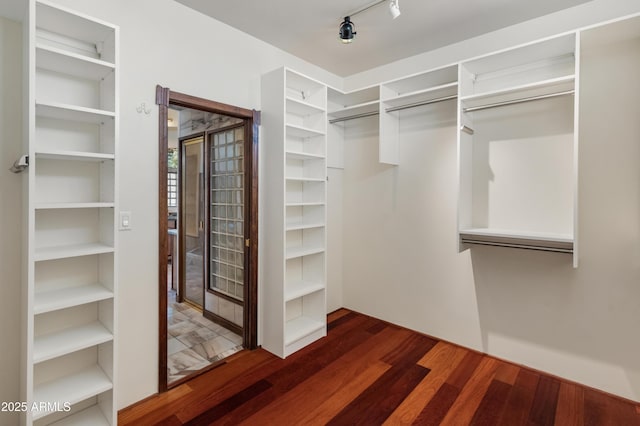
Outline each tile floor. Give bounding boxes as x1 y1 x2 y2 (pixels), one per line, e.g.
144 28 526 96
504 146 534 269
167 290 243 383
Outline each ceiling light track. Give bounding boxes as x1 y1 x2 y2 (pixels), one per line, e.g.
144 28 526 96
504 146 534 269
339 0 400 44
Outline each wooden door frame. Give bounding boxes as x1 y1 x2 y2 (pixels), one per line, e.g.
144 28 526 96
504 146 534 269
156 86 260 392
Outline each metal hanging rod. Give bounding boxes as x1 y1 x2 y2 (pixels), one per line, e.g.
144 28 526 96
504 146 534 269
463 89 574 113
460 238 573 254
329 110 379 124
385 94 457 113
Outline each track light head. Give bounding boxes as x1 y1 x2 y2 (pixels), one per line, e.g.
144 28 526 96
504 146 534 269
389 0 400 19
339 16 356 44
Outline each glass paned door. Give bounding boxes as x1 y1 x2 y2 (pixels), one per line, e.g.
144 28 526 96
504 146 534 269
181 135 205 308
210 125 245 301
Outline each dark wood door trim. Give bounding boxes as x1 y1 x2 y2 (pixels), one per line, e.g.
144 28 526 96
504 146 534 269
156 85 259 392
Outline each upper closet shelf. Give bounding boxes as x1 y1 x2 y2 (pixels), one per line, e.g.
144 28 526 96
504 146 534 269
328 100 378 122
36 44 114 80
286 124 325 138
461 75 575 111
285 150 325 160
383 81 458 110
286 97 324 116
36 101 115 124
35 202 115 210
35 150 115 162
459 228 573 252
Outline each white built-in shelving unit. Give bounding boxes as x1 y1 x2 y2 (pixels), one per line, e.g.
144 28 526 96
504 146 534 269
456 33 579 266
23 1 118 424
261 67 327 358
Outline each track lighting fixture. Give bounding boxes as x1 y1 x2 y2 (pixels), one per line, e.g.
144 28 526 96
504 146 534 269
389 0 400 19
339 0 400 44
339 16 356 43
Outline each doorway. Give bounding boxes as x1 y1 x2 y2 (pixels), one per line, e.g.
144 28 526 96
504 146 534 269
157 86 259 391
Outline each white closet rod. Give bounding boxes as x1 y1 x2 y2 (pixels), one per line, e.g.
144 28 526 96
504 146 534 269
460 239 573 253
463 89 574 113
328 110 379 124
328 93 458 124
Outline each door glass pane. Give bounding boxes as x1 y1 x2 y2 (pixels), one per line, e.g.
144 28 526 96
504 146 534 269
183 138 204 308
210 126 245 301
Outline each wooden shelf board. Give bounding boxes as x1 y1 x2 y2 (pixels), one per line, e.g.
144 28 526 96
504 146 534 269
285 246 325 260
461 75 575 108
328 100 379 120
286 124 325 139
285 316 325 346
285 282 325 302
383 82 458 108
36 102 115 124
36 44 114 81
35 243 114 262
35 202 115 210
33 365 112 420
47 405 110 426
34 322 113 364
286 97 325 116
285 150 325 160
35 150 114 161
35 283 113 315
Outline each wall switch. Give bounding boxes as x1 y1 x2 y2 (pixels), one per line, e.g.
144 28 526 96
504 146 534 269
119 211 132 231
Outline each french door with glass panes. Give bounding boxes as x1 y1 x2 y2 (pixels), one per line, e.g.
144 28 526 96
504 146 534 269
206 124 247 335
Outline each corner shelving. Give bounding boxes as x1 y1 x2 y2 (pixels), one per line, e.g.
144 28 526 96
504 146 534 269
24 1 118 425
457 32 578 266
262 67 327 358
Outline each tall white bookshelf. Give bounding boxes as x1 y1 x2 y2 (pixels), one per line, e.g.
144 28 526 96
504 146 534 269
456 33 579 267
261 67 327 358
23 1 118 425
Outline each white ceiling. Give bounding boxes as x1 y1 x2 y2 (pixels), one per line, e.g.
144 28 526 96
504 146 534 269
176 0 593 76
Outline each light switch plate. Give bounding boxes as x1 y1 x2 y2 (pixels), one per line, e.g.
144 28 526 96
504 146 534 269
119 211 132 231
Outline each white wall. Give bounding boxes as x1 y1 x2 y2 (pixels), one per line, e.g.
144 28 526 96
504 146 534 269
340 13 640 403
0 15 23 426
19 0 342 410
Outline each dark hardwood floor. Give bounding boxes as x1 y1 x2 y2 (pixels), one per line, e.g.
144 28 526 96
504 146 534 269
119 309 640 425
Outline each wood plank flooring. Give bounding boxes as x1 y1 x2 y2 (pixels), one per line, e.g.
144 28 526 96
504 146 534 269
119 309 640 426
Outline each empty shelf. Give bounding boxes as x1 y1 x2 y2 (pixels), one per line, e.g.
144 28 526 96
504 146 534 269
328 100 379 120
285 316 325 345
285 150 325 160
460 228 573 252
47 405 110 426
285 202 325 207
285 176 325 182
34 322 113 364
36 102 115 124
35 202 115 210
35 243 114 262
286 124 325 139
285 246 325 259
35 283 113 315
33 365 112 420
36 44 115 81
286 97 325 116
35 150 115 161
285 281 325 302
285 222 325 231
383 82 457 108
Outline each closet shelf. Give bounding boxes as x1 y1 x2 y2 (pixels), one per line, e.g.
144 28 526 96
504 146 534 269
328 100 379 120
285 222 325 231
286 97 325 116
32 365 112 420
383 81 458 108
47 405 110 426
285 150 325 160
285 176 325 182
35 243 115 262
285 282 325 302
459 228 573 252
35 150 115 161
35 202 115 210
285 246 324 260
284 316 325 346
286 124 325 139
34 283 113 315
36 101 115 124
34 322 113 364
285 201 325 207
460 75 575 110
36 44 115 80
